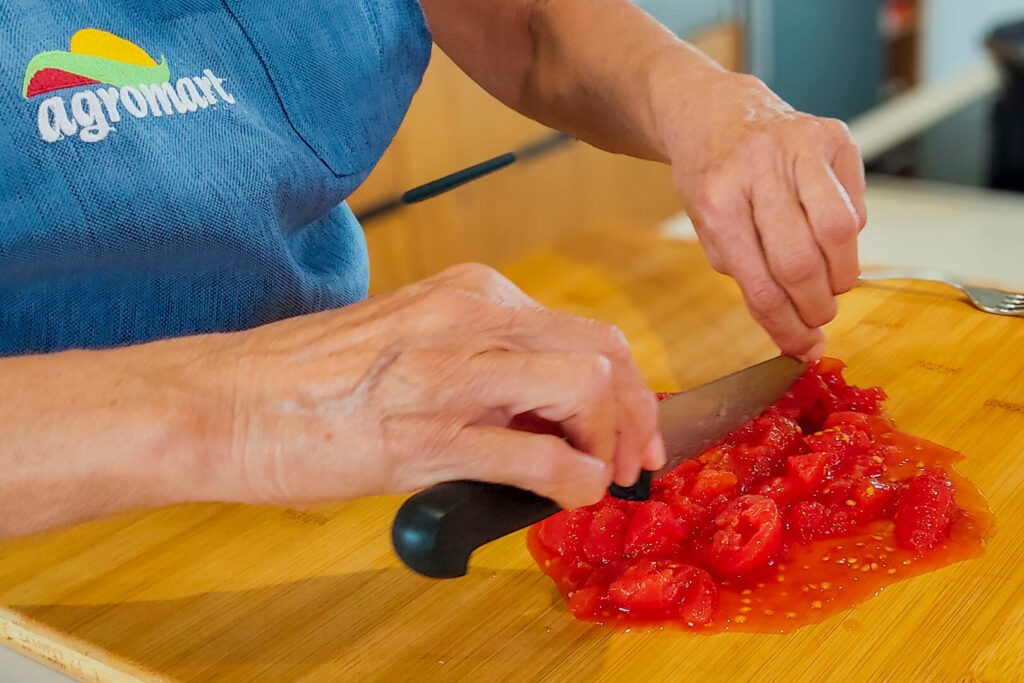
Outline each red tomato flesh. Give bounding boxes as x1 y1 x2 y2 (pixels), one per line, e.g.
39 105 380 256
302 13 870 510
527 359 992 632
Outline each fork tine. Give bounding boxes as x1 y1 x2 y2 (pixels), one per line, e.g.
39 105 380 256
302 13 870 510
1000 299 1024 313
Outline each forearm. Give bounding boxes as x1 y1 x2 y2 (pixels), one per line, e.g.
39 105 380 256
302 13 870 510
423 0 726 161
0 340 219 537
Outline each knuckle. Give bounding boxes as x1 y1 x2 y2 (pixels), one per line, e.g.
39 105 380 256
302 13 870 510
603 323 630 353
805 299 838 328
423 284 473 312
443 261 489 279
817 211 860 244
708 256 728 274
693 227 731 274
707 257 728 275
823 117 853 143
746 281 788 315
445 261 508 291
774 249 822 285
735 73 767 91
580 353 614 391
693 174 742 218
834 273 859 295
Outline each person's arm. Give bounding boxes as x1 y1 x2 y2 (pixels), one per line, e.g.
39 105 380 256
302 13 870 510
0 264 663 539
420 0 867 359
0 340 216 536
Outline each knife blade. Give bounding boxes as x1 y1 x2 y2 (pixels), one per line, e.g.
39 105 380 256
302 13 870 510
391 355 808 578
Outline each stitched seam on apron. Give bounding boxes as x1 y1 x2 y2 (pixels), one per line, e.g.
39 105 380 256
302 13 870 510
217 0 341 177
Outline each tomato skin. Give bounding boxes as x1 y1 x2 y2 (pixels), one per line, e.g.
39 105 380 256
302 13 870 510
789 500 828 543
677 566 718 625
787 452 828 490
894 469 956 551
582 507 630 564
538 509 593 559
624 501 687 559
754 476 803 506
707 495 783 575
851 478 895 522
662 492 708 530
824 410 873 431
566 585 605 618
688 469 738 505
607 561 717 624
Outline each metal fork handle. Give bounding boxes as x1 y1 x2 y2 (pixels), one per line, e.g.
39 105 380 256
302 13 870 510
858 267 966 292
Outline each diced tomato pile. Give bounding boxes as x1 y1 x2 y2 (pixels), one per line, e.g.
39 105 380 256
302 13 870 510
527 359 990 631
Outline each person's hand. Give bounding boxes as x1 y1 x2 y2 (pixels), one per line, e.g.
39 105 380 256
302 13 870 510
191 263 665 510
651 68 867 359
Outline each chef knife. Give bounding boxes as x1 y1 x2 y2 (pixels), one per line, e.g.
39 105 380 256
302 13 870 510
391 355 807 578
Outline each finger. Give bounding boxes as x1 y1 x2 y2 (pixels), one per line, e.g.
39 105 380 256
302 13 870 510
696 230 728 274
449 426 612 509
698 207 825 358
831 140 868 228
458 350 620 466
500 310 664 485
752 176 837 329
795 157 862 294
415 271 663 484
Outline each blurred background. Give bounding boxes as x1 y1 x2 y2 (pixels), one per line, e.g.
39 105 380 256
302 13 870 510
350 0 1024 293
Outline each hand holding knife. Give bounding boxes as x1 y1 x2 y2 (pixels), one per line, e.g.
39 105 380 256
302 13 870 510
391 356 807 578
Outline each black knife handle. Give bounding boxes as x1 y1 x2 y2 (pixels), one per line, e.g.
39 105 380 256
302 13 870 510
392 481 560 578
391 470 654 579
608 469 652 501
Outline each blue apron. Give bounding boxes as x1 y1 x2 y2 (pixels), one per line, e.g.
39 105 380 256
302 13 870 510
0 0 430 355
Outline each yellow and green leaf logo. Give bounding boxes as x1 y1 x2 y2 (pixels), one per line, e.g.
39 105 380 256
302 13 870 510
23 28 169 99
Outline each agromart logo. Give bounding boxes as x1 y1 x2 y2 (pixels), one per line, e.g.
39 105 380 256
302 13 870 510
23 28 236 143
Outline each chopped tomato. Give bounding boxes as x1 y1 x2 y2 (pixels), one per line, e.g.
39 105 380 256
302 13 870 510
754 476 803 506
707 495 782 575
582 507 630 564
607 561 717 624
527 358 980 630
624 501 687 558
538 509 593 558
895 469 956 551
566 585 604 618
688 469 738 504
787 452 828 490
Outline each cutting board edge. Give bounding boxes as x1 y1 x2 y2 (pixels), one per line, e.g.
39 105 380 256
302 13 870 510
0 606 164 683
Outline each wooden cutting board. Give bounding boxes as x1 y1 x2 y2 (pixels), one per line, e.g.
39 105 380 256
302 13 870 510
2 231 1023 682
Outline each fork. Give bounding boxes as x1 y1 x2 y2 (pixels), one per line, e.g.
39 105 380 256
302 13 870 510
858 267 1024 316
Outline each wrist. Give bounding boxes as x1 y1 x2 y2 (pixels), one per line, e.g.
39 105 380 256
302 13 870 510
95 336 232 509
0 340 227 536
643 43 724 156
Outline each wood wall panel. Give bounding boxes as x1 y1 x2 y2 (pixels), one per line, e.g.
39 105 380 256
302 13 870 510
353 21 743 294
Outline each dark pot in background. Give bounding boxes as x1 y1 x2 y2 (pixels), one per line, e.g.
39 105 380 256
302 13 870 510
987 19 1024 192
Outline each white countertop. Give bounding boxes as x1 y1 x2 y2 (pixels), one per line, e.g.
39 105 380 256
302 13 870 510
661 175 1024 290
0 648 72 682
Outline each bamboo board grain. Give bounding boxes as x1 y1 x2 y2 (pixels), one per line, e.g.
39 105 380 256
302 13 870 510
2 231 1024 682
